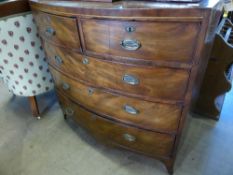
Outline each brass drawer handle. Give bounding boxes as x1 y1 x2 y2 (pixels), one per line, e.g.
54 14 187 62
125 26 136 33
120 39 141 51
62 82 70 90
123 133 136 142
123 105 139 115
54 55 63 65
122 74 139 85
65 107 74 116
45 27 55 37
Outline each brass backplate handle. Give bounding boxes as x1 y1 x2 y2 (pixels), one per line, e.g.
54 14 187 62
123 104 139 115
123 133 136 142
120 39 141 51
122 74 139 85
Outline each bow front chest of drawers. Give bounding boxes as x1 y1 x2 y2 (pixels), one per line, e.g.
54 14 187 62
30 0 222 174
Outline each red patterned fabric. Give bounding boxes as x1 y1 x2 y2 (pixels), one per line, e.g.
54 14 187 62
0 13 54 96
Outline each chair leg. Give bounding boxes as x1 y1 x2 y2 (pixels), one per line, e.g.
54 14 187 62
28 96 40 119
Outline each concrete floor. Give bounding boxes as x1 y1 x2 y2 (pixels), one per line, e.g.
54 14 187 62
0 81 233 175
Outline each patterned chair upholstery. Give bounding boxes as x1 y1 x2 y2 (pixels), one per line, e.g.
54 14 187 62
0 12 54 118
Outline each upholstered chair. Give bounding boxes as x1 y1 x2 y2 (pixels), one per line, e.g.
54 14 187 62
0 1 54 119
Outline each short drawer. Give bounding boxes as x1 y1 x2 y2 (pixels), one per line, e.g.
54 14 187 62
58 93 175 158
81 19 201 63
45 43 190 101
33 11 81 49
51 67 182 133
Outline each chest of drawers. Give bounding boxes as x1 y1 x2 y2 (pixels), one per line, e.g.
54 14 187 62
30 0 222 174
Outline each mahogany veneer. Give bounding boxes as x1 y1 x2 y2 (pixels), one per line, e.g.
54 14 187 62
34 11 81 50
29 0 223 174
44 43 190 102
81 19 201 63
58 92 175 158
51 68 182 133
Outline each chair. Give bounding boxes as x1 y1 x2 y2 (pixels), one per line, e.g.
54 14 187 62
0 0 54 119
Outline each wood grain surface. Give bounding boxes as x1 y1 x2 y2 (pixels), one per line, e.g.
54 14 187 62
81 19 201 63
58 92 175 158
44 42 190 102
51 67 183 133
33 11 81 50
30 0 223 174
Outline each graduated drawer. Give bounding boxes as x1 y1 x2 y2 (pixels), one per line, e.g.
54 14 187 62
58 93 175 158
51 68 182 133
33 11 81 49
45 43 190 101
81 18 201 63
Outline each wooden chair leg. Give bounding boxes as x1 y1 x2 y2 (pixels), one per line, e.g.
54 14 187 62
28 96 40 119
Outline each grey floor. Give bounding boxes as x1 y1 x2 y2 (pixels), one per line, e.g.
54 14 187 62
0 81 233 175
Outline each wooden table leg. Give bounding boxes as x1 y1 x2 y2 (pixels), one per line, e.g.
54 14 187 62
28 96 40 119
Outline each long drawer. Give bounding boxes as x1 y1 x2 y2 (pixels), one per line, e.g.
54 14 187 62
45 43 190 101
80 18 200 63
58 92 175 158
33 11 81 49
51 67 182 133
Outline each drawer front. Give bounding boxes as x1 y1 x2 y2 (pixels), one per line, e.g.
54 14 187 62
51 68 182 133
58 93 175 158
45 43 190 101
33 12 81 49
81 19 200 63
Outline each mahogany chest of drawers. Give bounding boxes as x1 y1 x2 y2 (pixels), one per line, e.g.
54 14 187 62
30 0 222 174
